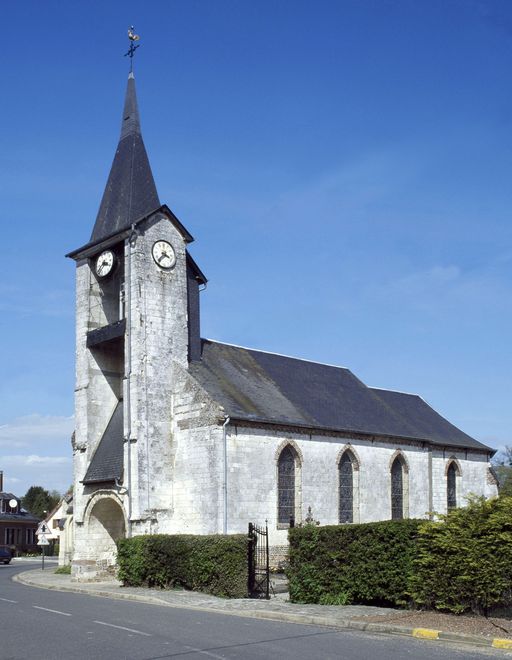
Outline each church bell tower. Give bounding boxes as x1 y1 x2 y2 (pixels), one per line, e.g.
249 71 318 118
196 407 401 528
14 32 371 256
67 58 205 579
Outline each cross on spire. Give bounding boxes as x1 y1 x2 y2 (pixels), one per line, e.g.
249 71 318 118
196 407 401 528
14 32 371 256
124 26 140 73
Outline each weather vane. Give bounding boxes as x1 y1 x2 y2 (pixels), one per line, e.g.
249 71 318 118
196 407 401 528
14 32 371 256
125 26 140 72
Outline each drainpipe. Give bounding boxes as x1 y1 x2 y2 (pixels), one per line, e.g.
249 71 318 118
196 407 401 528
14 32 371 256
222 416 230 534
123 226 137 537
428 445 433 520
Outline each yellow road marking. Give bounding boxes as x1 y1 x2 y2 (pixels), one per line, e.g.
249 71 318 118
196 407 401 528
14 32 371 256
492 639 512 649
412 628 440 639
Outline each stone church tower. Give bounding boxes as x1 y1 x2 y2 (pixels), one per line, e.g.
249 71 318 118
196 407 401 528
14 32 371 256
68 69 497 580
67 72 208 578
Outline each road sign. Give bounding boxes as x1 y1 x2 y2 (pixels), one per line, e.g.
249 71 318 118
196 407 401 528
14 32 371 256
37 534 50 546
36 522 51 535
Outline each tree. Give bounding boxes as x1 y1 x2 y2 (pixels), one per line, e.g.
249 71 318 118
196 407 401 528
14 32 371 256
491 446 512 497
22 486 60 519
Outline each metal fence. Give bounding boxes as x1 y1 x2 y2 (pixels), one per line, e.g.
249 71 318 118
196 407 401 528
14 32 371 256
248 521 270 599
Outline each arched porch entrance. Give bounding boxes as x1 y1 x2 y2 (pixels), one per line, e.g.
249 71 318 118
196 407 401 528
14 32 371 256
86 495 126 572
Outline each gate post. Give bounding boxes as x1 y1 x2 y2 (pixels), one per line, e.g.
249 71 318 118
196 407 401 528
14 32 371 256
264 520 270 600
248 522 255 597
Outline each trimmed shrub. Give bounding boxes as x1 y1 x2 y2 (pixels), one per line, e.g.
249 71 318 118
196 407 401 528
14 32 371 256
117 533 248 598
54 565 71 575
410 496 512 614
288 519 422 606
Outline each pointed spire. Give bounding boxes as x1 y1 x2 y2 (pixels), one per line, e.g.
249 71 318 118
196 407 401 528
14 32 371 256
120 72 140 139
90 73 160 242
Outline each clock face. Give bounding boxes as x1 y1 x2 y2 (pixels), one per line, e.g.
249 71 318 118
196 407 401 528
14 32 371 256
95 250 115 278
152 240 176 269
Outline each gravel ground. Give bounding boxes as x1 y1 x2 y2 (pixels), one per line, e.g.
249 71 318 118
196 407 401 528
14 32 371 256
354 610 512 639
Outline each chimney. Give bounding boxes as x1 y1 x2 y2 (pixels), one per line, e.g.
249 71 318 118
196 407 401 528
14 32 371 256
0 471 3 492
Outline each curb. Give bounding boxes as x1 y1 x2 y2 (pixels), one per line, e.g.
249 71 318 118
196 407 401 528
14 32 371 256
13 571 512 652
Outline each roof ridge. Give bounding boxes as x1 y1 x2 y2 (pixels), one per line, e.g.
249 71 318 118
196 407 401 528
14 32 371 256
370 385 419 397
202 338 352 371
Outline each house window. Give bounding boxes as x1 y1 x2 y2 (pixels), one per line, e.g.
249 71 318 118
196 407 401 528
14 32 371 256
391 458 404 520
278 445 296 525
339 452 354 523
447 462 457 511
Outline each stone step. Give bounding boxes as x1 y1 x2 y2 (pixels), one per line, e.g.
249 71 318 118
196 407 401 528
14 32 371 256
270 574 289 594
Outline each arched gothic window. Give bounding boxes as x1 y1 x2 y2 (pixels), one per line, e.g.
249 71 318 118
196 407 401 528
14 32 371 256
391 457 404 520
339 452 354 523
278 446 296 525
447 462 457 511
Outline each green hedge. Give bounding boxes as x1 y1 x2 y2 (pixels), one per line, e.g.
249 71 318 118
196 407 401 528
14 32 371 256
410 496 512 614
117 533 248 598
288 519 422 606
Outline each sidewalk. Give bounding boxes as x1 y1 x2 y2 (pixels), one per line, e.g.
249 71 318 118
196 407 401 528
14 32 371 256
14 567 512 653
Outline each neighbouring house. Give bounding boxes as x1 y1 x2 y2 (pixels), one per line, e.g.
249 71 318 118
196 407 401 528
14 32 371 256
58 492 74 567
44 491 73 561
66 66 498 581
0 471 39 554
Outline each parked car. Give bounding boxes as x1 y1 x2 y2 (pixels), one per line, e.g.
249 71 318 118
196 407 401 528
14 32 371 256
0 546 12 564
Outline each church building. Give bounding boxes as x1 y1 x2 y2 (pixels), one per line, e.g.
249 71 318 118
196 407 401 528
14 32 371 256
67 69 498 580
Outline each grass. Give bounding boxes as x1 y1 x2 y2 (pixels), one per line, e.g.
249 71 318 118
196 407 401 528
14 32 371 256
54 565 71 575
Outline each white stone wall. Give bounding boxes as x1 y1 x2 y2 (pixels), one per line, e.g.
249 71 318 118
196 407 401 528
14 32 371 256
73 258 90 528
73 259 122 528
126 214 189 524
219 425 497 548
431 449 497 514
58 515 74 567
165 364 226 535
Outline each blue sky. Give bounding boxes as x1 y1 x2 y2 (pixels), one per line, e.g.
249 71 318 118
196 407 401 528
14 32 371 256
1 0 511 496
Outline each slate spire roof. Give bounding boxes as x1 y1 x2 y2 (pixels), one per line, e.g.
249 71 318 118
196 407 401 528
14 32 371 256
90 72 160 242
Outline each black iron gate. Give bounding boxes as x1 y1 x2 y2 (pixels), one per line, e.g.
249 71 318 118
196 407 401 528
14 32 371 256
248 521 270 599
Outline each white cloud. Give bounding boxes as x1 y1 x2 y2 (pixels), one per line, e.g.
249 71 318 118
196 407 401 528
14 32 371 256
0 414 74 496
0 414 74 443
2 455 70 467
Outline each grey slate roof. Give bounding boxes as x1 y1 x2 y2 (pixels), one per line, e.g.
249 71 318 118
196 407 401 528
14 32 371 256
0 492 17 501
90 72 160 243
368 388 482 449
83 402 124 484
66 204 195 260
0 511 39 523
190 340 491 452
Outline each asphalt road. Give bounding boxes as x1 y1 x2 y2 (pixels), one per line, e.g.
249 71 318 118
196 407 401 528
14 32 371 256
0 562 507 660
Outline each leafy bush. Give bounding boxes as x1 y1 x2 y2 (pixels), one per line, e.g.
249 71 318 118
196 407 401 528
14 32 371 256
288 519 422 606
117 534 248 598
54 565 71 574
410 496 512 614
